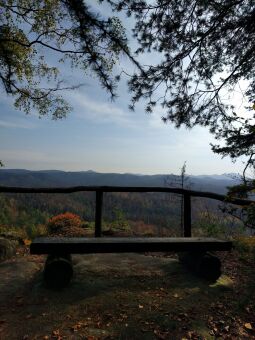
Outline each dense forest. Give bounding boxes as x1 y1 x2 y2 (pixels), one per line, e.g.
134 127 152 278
0 191 244 240
0 169 246 239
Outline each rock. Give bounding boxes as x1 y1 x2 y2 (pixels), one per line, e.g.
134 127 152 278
0 237 18 261
0 231 23 243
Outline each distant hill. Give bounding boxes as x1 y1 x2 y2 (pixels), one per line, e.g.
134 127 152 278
0 169 240 194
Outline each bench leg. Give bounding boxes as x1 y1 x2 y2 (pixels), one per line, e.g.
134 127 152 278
178 251 222 282
44 254 73 289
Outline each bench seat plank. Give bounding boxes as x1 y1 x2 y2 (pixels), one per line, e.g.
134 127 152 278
30 237 232 254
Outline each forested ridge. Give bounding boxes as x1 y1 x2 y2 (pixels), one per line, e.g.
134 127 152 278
0 169 238 192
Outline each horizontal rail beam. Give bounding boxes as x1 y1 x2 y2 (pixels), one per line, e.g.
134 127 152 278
0 185 253 206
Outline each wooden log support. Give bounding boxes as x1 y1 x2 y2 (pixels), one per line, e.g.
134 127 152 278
95 190 103 237
44 254 73 289
183 193 191 237
178 251 222 282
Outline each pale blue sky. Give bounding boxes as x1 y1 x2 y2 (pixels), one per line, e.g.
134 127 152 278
0 2 247 175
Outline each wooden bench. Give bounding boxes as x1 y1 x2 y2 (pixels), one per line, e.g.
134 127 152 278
31 237 232 288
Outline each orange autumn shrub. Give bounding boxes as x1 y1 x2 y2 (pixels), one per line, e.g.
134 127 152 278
47 212 82 235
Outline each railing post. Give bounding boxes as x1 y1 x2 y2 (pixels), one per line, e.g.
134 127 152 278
95 190 103 237
183 193 191 237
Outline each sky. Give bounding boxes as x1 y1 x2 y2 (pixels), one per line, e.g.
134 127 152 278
0 2 249 176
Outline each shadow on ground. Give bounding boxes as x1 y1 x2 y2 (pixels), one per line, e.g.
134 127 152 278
0 253 236 339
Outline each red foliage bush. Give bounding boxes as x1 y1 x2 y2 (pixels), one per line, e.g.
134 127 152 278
47 212 83 235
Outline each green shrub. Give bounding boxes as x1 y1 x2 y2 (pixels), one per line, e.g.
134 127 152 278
234 236 255 261
25 224 47 239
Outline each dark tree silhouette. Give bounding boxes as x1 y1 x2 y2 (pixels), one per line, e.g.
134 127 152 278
0 0 141 118
108 0 255 159
165 161 192 234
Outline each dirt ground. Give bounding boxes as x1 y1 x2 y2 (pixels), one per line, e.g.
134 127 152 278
0 248 254 340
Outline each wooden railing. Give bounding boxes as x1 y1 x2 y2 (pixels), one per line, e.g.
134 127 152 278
0 185 253 237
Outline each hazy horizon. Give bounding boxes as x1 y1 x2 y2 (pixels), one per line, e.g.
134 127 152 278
0 167 240 178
